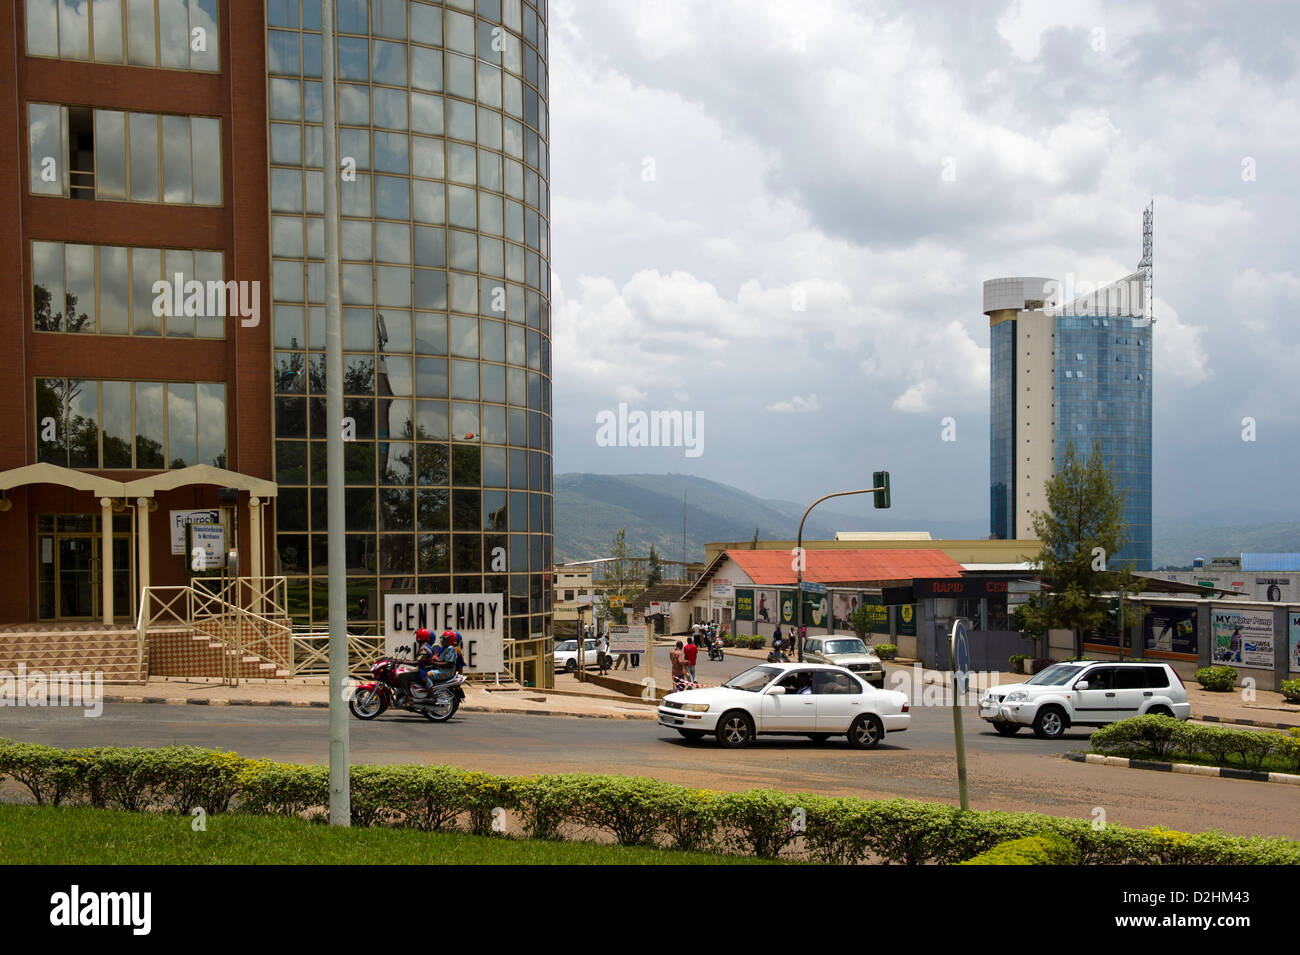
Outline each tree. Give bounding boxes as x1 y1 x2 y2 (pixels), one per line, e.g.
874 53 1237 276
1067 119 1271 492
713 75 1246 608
646 543 663 588
598 528 643 625
1020 441 1146 659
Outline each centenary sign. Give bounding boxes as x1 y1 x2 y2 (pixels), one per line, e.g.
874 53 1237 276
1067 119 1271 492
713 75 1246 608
383 593 504 672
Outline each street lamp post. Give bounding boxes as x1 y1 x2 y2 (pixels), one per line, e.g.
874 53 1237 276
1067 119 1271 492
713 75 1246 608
794 479 890 662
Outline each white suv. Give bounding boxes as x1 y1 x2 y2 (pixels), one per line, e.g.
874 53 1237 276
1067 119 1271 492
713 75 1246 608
979 661 1191 739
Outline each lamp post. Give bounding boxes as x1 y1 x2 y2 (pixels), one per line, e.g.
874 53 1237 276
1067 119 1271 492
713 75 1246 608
794 476 890 662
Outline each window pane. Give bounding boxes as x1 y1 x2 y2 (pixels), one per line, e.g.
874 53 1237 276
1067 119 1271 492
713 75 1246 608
131 247 162 335
36 378 67 464
167 382 197 467
194 250 225 338
102 380 132 467
161 115 193 203
59 0 91 59
158 0 189 68
28 103 64 196
27 0 59 57
32 240 65 332
65 244 95 333
197 382 226 466
67 378 99 468
191 117 221 205
163 248 194 336
189 0 220 71
126 0 156 66
98 246 129 334
128 112 159 201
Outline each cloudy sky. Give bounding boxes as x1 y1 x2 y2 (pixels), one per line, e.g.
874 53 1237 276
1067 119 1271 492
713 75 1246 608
546 0 1300 527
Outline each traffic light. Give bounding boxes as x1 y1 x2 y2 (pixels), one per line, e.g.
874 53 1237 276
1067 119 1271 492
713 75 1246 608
872 471 891 509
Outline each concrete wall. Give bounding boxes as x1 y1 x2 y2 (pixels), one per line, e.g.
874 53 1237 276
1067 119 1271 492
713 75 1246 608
1016 310 1055 538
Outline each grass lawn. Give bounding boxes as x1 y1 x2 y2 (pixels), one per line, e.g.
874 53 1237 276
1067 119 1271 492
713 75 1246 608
0 803 776 865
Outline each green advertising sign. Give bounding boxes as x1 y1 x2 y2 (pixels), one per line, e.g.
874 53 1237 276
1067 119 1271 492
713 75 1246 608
801 590 830 628
861 600 889 634
735 588 754 621
897 603 917 637
780 590 797 625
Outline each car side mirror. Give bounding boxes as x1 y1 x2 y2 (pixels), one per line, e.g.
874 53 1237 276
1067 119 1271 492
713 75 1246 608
768 685 786 695
1074 681 1089 690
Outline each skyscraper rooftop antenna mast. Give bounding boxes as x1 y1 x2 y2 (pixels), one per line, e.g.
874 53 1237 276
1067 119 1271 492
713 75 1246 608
1139 200 1154 327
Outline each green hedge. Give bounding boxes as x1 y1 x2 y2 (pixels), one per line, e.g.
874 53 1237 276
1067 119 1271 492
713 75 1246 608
959 833 1080 865
1 738 1297 864
1091 716 1300 773
1195 665 1238 691
1281 679 1300 703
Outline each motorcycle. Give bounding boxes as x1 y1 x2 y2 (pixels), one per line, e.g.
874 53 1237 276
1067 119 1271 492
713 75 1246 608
707 636 724 662
348 647 466 723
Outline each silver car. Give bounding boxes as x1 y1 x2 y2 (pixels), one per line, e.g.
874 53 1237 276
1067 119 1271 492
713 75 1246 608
802 637 885 688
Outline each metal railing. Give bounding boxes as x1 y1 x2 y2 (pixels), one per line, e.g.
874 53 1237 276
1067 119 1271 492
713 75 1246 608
136 577 293 686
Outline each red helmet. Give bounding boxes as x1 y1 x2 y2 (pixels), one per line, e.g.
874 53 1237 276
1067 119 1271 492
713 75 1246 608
415 628 432 643
441 630 457 645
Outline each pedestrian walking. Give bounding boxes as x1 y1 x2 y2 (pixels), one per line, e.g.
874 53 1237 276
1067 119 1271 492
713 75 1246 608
670 640 688 691
683 636 699 684
596 632 609 674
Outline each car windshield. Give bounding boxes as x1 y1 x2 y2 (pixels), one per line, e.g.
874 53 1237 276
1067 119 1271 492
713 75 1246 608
1025 664 1085 686
723 666 781 692
824 639 868 655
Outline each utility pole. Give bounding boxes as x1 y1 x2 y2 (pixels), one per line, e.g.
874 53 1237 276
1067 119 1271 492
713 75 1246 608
321 0 349 827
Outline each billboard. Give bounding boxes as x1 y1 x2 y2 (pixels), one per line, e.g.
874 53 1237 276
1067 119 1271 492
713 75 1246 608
170 508 220 555
1143 605 1198 657
753 589 778 624
1290 612 1300 674
779 590 797 625
832 593 862 631
734 588 754 621
384 593 504 672
801 590 830 628
897 603 917 637
1211 608 1273 669
607 623 644 654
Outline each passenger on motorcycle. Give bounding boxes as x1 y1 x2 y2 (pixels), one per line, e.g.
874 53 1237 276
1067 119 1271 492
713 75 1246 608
405 628 437 696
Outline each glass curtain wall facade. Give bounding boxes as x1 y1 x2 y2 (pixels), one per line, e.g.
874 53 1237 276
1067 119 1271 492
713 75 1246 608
267 0 554 664
989 319 1015 539
1053 314 1152 569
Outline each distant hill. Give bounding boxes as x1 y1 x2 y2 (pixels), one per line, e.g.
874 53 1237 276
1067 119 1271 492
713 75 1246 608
553 472 985 563
554 473 1300 569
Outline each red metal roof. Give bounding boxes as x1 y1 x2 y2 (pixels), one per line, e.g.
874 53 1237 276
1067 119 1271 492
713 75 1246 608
724 549 965 586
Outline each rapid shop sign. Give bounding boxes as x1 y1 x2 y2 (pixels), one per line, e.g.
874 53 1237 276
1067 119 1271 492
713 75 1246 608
384 594 503 672
1211 608 1274 669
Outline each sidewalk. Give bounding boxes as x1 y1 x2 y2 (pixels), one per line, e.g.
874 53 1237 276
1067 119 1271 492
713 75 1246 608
103 675 658 720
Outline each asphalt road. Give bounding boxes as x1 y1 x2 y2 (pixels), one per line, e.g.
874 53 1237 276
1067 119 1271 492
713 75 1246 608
4 702 1297 840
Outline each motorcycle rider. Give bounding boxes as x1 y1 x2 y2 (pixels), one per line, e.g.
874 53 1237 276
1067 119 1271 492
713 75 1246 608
404 628 437 698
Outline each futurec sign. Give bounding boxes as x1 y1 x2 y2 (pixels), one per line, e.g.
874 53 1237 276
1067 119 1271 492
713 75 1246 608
383 594 504 673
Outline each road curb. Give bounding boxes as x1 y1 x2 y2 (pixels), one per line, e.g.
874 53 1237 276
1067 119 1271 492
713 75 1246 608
1193 713 1300 731
101 693 652 720
1064 751 1300 786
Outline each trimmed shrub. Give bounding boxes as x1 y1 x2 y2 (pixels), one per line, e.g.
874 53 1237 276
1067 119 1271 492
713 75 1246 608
1195 665 1238 691
1229 731 1277 772
959 833 1079 865
2 741 1298 864
874 644 898 660
1089 714 1185 760
0 739 91 807
1280 679 1300 703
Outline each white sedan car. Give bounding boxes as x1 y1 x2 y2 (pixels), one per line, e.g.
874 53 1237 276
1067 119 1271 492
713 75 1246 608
657 663 910 748
553 638 608 672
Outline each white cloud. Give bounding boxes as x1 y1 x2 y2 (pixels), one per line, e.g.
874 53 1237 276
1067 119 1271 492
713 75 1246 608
765 394 822 413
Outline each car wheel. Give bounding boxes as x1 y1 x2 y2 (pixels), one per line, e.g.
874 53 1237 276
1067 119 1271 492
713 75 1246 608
677 729 704 741
1032 706 1067 740
993 721 1021 736
564 659 577 673
847 714 884 749
1147 705 1173 718
806 733 832 743
716 711 755 748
